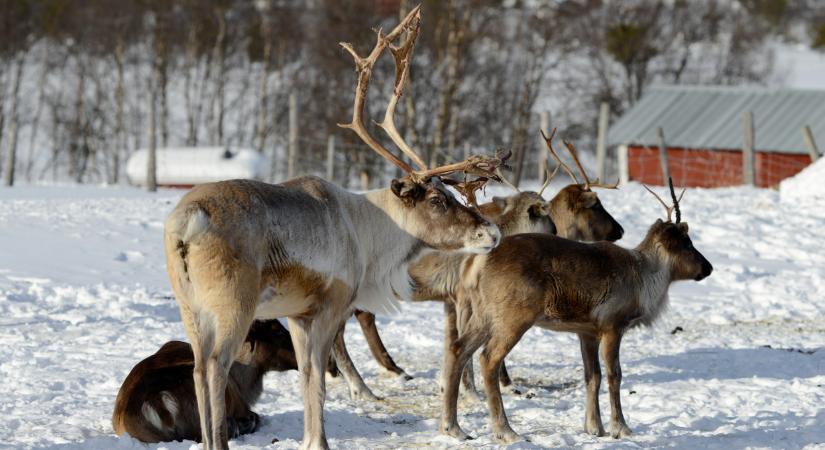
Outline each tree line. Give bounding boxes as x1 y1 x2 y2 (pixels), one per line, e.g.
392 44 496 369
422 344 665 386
0 0 822 187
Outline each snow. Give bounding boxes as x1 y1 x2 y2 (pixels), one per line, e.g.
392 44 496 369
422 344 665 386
780 156 825 204
125 147 269 187
1 181 825 449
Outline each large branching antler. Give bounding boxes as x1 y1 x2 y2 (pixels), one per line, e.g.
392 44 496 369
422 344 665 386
643 176 685 223
338 5 505 192
338 6 423 173
562 140 619 190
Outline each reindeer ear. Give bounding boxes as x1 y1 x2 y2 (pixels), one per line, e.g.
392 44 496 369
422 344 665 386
579 191 598 208
677 222 689 233
528 202 551 218
491 196 508 210
391 178 424 206
235 341 255 365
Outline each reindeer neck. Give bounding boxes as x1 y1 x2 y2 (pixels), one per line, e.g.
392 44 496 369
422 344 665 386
338 188 427 305
630 236 676 325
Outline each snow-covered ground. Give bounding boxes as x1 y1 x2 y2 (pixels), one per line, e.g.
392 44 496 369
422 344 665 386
1 180 824 450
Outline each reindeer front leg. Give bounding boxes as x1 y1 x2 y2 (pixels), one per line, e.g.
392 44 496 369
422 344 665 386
601 329 631 438
579 333 605 436
289 307 343 450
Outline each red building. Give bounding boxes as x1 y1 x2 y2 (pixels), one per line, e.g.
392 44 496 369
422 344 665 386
609 86 823 188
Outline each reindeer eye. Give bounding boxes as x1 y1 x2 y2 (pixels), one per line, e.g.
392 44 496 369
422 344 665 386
430 197 444 207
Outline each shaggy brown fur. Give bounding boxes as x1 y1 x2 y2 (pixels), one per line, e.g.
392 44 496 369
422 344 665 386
440 220 712 443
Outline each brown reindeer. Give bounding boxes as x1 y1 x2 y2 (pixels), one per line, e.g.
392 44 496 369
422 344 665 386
112 320 328 443
343 132 624 397
440 178 712 443
164 9 506 449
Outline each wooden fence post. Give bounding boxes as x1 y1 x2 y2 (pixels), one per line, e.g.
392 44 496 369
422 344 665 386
287 92 298 180
802 125 819 163
742 111 755 185
657 127 670 185
537 111 550 184
326 134 335 181
596 102 609 182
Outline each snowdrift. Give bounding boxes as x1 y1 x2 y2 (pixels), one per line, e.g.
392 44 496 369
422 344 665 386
780 156 825 203
126 147 269 186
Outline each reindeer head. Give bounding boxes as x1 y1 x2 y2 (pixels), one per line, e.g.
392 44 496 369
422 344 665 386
539 129 624 242
642 178 713 282
482 191 556 236
549 184 623 242
391 176 500 253
238 319 298 372
339 6 503 255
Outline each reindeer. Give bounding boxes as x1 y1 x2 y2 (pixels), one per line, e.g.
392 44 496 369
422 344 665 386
112 320 332 443
439 178 713 443
330 168 559 398
163 8 506 449
338 131 624 399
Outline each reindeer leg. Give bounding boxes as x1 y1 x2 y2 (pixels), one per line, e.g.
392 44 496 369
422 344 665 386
355 310 411 380
289 306 343 450
601 329 631 438
179 302 214 448
499 361 513 388
455 298 482 401
332 319 381 401
479 325 530 444
440 313 486 441
580 333 605 436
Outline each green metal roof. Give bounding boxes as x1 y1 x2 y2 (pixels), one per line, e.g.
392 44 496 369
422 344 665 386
608 85 825 154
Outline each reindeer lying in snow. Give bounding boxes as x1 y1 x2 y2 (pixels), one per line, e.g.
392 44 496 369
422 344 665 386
113 320 337 443
335 131 624 401
440 179 713 443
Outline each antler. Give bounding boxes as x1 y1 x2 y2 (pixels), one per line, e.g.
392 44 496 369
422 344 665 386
643 177 685 223
375 9 427 170
538 161 560 196
338 6 423 173
562 140 619 190
540 129 578 184
338 6 506 191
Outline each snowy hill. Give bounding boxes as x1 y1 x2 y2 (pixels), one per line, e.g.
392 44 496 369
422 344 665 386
1 182 824 449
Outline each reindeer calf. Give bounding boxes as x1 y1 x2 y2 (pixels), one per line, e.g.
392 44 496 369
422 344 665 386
441 184 712 443
113 320 332 443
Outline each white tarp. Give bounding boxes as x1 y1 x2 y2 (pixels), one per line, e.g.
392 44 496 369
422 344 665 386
126 147 268 186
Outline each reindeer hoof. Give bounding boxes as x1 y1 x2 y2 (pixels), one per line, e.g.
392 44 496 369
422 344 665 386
351 388 382 402
493 428 522 444
584 421 606 437
610 423 632 439
441 424 473 441
396 370 413 381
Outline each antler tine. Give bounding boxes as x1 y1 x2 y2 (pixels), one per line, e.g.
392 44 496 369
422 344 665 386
416 150 511 182
667 177 685 223
538 161 560 196
337 7 422 174
495 167 520 192
540 128 578 184
376 7 427 171
562 139 593 190
642 183 675 222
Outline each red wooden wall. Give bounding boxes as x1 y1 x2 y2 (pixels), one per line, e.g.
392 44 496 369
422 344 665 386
627 146 813 188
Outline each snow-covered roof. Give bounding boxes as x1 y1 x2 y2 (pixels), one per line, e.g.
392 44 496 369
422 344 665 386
126 147 269 186
608 85 825 154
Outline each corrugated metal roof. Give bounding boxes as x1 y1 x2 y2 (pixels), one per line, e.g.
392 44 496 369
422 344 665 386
608 85 825 154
